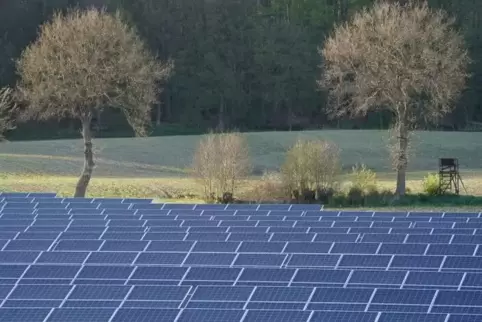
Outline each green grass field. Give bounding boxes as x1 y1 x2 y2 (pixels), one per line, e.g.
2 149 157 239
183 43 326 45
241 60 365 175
1 129 482 203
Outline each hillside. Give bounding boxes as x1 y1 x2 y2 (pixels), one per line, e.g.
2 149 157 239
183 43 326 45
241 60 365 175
0 130 481 178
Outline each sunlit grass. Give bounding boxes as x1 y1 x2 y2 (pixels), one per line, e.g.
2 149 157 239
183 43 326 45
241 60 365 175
2 170 482 209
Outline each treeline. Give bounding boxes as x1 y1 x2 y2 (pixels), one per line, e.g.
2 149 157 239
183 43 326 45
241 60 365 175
1 0 482 140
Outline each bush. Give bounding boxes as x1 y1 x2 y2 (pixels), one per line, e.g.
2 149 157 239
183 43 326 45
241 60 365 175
350 163 377 193
192 130 251 202
347 186 365 206
242 172 289 203
281 139 341 201
422 173 440 196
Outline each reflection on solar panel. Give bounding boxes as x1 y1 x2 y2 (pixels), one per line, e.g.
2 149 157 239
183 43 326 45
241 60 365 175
0 192 481 321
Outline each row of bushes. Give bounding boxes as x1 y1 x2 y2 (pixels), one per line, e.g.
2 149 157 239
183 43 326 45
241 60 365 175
190 131 468 206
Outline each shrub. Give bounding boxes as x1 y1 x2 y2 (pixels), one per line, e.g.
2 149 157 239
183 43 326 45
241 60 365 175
192 131 251 202
242 172 288 203
281 139 341 201
350 163 378 193
347 186 365 206
422 173 440 196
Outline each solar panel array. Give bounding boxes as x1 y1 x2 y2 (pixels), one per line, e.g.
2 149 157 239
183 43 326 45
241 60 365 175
0 192 481 321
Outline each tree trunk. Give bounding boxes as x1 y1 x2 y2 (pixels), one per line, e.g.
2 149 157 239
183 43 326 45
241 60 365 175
74 116 95 198
395 122 408 197
155 102 161 126
218 95 225 131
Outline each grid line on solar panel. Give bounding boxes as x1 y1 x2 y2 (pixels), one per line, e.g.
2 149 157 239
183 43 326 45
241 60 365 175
4 199 482 320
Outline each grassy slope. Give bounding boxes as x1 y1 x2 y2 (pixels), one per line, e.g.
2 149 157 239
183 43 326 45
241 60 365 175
1 129 482 200
1 130 482 176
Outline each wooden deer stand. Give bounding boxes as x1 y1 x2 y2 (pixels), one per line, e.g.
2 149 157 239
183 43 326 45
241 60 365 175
438 158 466 195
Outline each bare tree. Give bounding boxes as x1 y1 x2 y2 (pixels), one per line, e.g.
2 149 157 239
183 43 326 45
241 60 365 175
16 7 173 197
0 87 17 140
320 1 470 197
281 139 341 199
192 131 251 202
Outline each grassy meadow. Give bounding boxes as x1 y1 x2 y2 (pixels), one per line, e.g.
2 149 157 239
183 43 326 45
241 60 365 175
1 129 482 208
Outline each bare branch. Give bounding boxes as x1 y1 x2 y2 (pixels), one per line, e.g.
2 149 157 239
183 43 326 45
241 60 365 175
0 87 17 141
16 7 173 137
319 1 470 196
320 0 470 124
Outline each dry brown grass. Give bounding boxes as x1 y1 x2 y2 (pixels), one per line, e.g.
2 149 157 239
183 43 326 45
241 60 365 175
4 170 482 205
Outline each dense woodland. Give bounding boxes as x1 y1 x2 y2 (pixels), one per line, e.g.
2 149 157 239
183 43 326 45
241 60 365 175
1 0 481 140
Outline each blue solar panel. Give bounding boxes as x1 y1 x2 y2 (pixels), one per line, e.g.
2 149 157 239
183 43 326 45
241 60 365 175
379 243 428 255
315 233 359 242
86 252 137 264
443 256 482 269
288 254 340 268
406 234 452 244
427 244 476 256
77 266 134 279
244 309 311 322
0 265 28 278
435 289 482 305
284 242 331 254
193 241 239 252
462 273 482 287
349 270 406 286
191 285 252 301
184 253 236 266
54 240 103 251
36 252 89 264
234 253 286 267
47 308 116 322
2 299 62 308
293 268 349 285
405 271 463 287
0 308 50 322
131 266 188 280
377 312 448 322
186 267 241 281
112 308 180 321
331 242 379 254
99 240 148 251
16 232 59 240
5 240 53 251
68 285 130 300
10 285 72 299
311 287 373 303
23 265 80 279
177 308 244 322
3 196 482 321
238 268 294 283
309 311 378 322
390 255 444 269
135 252 187 265
339 255 391 268
128 285 190 301
372 288 436 304
452 235 482 244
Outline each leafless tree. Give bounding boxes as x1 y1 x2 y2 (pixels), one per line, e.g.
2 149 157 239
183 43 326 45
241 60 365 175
192 131 251 202
16 7 173 197
281 139 341 197
320 0 470 196
0 87 17 140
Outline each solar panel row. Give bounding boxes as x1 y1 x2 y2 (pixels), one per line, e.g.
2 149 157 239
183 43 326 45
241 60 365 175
0 192 481 321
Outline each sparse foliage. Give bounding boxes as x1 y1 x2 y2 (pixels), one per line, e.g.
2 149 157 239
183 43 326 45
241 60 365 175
350 163 377 193
0 87 17 140
16 7 173 197
192 131 251 202
281 139 341 200
422 172 440 196
320 1 470 196
242 171 288 203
